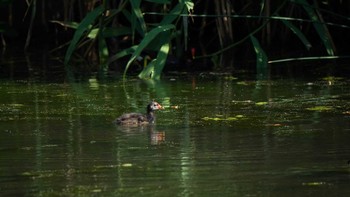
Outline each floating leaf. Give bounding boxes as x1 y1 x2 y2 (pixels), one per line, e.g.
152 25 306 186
224 76 238 80
121 163 133 167
56 93 69 97
8 104 24 107
256 102 268 106
306 106 333 111
237 81 250 86
302 182 327 186
202 115 244 121
322 76 343 81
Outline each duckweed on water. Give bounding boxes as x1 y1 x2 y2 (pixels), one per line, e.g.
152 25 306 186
1 78 350 197
202 115 245 121
306 106 333 111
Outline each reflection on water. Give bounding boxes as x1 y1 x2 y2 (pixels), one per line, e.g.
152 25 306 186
0 77 350 196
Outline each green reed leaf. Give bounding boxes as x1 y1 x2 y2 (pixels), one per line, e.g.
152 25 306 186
293 0 335 55
281 19 312 50
250 35 268 74
64 5 104 66
123 24 175 79
138 41 170 80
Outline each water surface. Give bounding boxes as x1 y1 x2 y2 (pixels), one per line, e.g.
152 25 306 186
1 76 350 196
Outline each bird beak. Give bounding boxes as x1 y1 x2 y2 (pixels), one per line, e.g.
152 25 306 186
158 103 164 109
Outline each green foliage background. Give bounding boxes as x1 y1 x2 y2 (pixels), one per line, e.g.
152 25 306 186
1 0 350 79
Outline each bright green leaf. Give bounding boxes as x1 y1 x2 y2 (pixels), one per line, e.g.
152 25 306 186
250 35 268 76
123 24 175 79
306 106 333 111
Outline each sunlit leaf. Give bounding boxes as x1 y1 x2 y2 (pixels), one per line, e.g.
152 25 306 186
302 182 327 186
256 101 268 106
202 115 245 121
123 24 175 79
130 0 147 36
121 163 133 167
184 0 194 11
138 41 170 80
50 20 80 29
250 35 268 77
8 103 24 107
306 106 333 111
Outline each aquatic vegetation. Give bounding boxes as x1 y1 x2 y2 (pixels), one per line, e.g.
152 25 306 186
306 106 333 111
255 101 268 106
1 77 350 197
202 115 245 121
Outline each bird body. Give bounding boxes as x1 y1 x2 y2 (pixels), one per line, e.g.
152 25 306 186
115 101 163 125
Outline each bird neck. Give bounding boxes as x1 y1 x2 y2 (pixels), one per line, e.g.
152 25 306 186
147 111 155 123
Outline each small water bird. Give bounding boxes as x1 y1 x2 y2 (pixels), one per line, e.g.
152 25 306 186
114 101 164 125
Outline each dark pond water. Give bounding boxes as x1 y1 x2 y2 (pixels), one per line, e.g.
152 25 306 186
1 75 350 196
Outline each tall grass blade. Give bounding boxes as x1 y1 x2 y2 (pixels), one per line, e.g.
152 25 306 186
294 0 335 55
160 3 183 25
182 15 188 50
24 0 36 50
159 0 193 50
268 55 350 63
160 1 192 25
281 19 312 50
50 21 80 29
152 41 170 80
88 26 131 39
138 41 170 80
138 58 157 79
130 0 147 36
123 24 175 79
108 46 138 64
122 9 143 40
98 33 109 74
64 5 104 66
250 35 268 76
